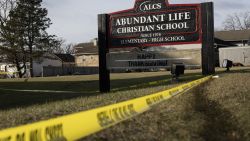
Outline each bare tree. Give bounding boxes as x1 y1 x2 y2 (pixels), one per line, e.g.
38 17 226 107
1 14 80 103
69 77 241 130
64 43 75 54
223 11 250 30
0 0 16 35
0 0 16 21
51 38 75 54
54 43 75 54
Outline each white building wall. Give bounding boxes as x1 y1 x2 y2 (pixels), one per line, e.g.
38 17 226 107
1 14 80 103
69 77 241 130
0 54 63 77
33 57 62 77
0 63 18 78
0 64 6 71
75 55 99 67
219 47 250 67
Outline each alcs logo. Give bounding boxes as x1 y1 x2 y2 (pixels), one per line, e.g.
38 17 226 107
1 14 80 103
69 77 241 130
139 1 162 12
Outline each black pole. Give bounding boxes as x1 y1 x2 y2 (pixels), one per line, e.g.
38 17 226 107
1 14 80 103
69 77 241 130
201 2 215 75
98 14 110 92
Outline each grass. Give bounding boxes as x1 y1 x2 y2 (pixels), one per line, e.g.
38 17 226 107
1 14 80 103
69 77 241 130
0 70 203 130
0 67 249 141
82 69 250 141
0 70 204 110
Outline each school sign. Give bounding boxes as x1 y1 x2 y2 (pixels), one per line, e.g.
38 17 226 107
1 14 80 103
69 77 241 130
98 0 215 92
109 0 201 48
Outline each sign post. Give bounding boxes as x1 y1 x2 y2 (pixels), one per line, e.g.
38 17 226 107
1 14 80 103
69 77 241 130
98 0 215 92
201 2 215 75
98 14 110 93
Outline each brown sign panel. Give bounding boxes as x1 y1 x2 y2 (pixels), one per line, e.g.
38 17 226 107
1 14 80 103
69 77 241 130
109 0 201 48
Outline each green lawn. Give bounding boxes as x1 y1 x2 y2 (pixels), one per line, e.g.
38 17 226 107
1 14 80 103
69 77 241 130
83 69 250 141
0 70 204 110
0 70 204 130
0 67 250 141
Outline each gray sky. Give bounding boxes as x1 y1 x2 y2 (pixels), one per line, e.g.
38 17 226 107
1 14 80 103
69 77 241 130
43 0 250 44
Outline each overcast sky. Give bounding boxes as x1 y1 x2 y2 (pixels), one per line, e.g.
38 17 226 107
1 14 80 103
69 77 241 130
43 0 250 44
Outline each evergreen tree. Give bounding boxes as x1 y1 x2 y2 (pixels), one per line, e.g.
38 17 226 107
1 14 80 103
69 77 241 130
0 0 60 77
10 0 59 77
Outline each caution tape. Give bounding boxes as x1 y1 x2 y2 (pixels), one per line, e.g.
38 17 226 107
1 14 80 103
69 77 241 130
0 76 212 141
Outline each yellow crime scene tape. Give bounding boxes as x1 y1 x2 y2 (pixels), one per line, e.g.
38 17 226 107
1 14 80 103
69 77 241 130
0 76 212 141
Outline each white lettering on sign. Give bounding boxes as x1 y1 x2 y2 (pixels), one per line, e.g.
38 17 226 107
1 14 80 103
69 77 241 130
169 12 191 21
115 14 165 26
156 22 189 30
113 11 193 35
120 35 185 45
109 5 200 47
139 1 162 12
115 12 191 27
116 22 189 34
150 36 186 42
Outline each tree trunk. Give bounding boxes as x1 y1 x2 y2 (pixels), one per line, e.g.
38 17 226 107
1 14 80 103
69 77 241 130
14 53 27 78
29 53 33 77
29 45 34 77
17 65 22 78
14 58 23 78
14 60 22 78
16 64 25 78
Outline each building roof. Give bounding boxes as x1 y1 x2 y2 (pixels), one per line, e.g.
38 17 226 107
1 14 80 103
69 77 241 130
215 30 250 41
219 46 250 50
214 38 237 47
74 43 98 55
54 54 75 63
